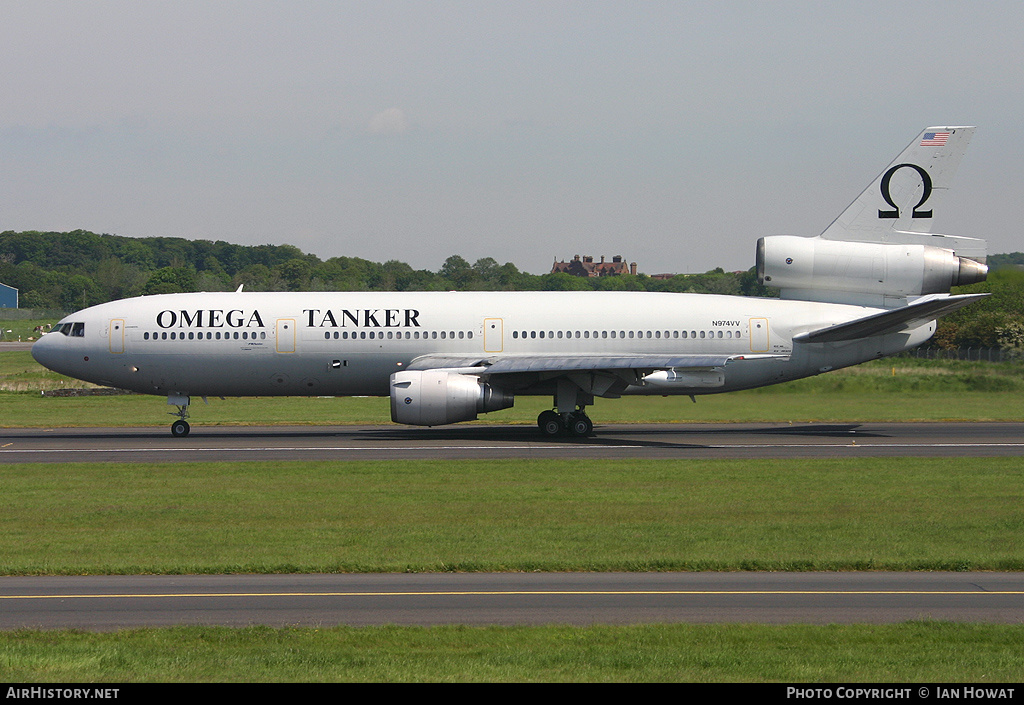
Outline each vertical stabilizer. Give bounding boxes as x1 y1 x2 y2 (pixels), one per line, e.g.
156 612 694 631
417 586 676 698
819 126 983 259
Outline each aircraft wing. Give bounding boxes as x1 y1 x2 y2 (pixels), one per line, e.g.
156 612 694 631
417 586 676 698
406 353 744 376
793 293 988 344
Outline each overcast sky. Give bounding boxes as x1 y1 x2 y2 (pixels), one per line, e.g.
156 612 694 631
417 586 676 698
2 1 1022 275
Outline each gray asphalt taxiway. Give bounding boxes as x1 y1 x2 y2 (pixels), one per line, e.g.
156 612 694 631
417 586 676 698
2 421 1023 463
2 572 1022 630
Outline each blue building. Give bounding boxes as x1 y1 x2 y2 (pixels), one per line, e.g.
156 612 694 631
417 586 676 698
0 282 18 308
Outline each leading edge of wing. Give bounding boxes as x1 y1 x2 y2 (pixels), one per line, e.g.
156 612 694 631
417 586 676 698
793 293 988 344
406 353 768 376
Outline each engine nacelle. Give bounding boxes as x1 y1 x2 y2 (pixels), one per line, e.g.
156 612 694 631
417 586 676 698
757 236 987 300
390 370 514 426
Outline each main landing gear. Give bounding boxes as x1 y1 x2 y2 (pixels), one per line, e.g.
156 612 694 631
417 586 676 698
537 378 595 437
537 409 594 438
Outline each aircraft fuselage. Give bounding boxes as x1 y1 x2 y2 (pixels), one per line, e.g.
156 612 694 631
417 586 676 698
31 289 932 400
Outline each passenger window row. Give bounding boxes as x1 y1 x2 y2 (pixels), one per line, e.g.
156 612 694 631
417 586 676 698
512 329 743 340
143 331 267 341
323 330 474 340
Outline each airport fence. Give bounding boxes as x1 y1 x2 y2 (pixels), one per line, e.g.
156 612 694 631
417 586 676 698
0 308 70 321
903 347 1020 362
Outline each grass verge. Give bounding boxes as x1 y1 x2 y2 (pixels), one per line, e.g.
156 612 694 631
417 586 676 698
2 458 1021 574
3 623 1023 682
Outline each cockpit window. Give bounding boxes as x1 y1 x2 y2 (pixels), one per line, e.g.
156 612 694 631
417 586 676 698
55 322 86 337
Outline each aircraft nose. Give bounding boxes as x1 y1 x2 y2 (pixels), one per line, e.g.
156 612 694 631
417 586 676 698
31 333 61 372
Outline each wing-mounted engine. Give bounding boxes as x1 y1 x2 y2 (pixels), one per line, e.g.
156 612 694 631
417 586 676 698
756 235 988 306
390 370 514 426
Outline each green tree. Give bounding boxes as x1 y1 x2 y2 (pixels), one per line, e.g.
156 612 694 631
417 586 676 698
275 258 312 290
540 272 593 291
58 274 102 309
439 255 475 289
143 266 197 295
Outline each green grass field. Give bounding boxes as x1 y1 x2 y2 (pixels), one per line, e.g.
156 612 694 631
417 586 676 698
3 623 1023 682
2 457 1021 574
0 318 55 344
3 455 1023 683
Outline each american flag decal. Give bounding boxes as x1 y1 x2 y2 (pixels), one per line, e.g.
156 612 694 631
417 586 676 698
921 131 950 146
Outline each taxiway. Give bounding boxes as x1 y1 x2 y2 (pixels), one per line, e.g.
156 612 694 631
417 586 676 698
2 421 1023 463
2 572 1022 630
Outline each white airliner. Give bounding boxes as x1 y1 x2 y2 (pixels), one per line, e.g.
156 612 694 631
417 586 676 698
32 126 989 437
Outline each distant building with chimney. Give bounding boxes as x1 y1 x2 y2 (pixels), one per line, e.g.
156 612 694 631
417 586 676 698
550 255 637 277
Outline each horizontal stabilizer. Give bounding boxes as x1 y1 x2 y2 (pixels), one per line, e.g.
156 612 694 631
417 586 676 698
793 293 988 344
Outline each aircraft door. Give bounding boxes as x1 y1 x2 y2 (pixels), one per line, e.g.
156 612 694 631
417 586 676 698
749 318 769 353
483 318 503 353
109 319 125 353
276 319 296 353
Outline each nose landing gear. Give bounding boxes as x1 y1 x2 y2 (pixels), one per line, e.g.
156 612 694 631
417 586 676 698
168 394 191 437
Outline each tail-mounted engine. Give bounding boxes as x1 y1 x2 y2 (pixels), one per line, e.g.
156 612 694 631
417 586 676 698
390 370 514 426
756 236 987 305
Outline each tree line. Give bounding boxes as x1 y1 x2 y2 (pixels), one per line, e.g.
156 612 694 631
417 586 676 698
1 230 1022 352
0 230 769 308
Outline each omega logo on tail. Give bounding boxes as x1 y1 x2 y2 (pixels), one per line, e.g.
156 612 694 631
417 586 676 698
878 163 933 219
